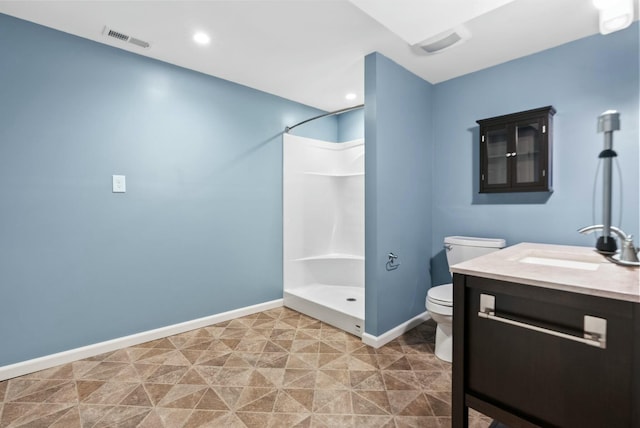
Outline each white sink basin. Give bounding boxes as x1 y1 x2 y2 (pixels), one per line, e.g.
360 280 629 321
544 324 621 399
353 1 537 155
519 255 600 271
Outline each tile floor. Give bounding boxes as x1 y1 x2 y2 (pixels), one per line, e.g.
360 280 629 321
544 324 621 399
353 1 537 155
0 307 493 427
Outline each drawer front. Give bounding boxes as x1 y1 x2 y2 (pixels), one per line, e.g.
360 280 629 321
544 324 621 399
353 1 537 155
465 279 633 427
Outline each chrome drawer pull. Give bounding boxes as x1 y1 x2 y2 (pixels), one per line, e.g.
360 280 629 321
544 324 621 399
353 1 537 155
478 293 607 349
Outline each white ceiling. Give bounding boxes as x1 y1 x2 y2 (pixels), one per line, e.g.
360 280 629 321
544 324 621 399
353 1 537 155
0 0 633 112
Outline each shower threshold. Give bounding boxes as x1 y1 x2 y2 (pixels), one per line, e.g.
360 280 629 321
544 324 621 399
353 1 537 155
284 284 364 337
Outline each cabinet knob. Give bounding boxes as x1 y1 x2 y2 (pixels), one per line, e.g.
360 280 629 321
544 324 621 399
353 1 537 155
506 153 512 158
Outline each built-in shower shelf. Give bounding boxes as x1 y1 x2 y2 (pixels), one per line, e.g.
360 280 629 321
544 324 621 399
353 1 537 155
301 171 364 177
295 253 364 262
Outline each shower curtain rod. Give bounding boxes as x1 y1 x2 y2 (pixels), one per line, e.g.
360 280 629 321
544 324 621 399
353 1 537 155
285 104 364 133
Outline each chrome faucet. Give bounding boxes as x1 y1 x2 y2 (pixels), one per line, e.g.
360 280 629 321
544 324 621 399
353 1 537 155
578 225 640 265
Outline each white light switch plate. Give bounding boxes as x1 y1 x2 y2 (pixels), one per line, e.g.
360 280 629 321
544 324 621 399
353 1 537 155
112 175 126 193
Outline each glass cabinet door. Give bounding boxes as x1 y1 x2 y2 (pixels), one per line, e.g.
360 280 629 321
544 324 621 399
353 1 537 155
485 128 508 186
514 121 540 185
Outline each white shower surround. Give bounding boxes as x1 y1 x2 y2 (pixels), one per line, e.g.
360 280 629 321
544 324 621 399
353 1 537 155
283 134 364 337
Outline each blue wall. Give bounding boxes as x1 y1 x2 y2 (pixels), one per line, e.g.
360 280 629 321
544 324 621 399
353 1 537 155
364 53 433 336
0 14 336 366
430 23 640 285
287 107 364 143
2 11 638 362
338 108 365 142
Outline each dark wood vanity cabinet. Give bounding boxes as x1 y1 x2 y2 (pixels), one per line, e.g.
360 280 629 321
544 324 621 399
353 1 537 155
452 274 639 428
477 106 555 193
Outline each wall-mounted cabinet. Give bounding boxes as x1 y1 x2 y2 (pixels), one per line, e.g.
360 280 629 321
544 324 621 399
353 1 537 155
477 106 555 193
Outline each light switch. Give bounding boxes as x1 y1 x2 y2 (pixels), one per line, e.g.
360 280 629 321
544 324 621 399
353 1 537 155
112 175 126 193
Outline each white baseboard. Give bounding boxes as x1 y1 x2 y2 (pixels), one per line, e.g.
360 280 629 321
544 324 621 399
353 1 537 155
0 299 283 382
362 311 431 348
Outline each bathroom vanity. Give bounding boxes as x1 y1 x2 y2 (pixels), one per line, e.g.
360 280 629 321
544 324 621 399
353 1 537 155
451 243 639 428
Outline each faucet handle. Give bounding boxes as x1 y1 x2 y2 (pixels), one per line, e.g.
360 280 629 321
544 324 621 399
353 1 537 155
620 235 640 263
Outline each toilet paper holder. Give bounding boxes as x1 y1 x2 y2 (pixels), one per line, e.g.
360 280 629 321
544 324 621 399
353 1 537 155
386 252 400 271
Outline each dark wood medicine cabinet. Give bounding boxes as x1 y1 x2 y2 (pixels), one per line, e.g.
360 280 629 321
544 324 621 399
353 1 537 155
477 106 555 193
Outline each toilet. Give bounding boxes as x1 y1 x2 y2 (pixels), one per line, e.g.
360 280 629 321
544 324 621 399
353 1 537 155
426 236 506 362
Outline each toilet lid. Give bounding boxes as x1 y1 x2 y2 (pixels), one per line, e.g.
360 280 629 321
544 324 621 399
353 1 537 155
427 284 453 306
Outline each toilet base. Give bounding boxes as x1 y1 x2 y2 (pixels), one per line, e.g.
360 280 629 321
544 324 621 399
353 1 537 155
434 321 452 363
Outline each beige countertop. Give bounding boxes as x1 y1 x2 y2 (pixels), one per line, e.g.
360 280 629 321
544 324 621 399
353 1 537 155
450 242 640 303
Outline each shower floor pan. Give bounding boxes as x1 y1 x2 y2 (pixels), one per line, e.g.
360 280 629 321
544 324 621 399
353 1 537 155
284 284 364 338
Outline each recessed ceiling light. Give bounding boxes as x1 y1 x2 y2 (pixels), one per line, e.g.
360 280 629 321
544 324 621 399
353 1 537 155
193 32 211 45
345 93 357 100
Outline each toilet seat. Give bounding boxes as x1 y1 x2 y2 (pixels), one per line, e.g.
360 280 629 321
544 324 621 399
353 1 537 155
427 284 453 307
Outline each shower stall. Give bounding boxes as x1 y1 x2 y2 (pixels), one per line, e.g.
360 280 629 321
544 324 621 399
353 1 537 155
283 132 364 336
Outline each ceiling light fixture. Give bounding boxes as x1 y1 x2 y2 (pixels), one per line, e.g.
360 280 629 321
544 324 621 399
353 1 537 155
345 93 357 101
592 0 634 35
193 32 211 45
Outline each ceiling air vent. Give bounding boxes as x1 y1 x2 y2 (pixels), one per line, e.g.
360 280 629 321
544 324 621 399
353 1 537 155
420 32 462 54
414 25 471 55
103 26 150 49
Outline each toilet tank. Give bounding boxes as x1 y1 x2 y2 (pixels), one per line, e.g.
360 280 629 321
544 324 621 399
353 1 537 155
444 236 506 267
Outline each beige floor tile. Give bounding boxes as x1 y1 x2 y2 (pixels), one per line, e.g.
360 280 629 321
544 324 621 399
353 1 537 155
0 312 503 427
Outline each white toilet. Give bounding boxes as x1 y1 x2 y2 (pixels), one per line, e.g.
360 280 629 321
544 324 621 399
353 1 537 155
426 236 506 362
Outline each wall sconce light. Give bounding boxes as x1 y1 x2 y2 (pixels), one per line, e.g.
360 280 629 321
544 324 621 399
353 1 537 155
593 0 634 35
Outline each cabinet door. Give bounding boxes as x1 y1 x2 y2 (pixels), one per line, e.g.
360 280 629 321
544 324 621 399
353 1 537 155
514 120 540 184
512 117 548 190
465 279 633 427
481 124 511 192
